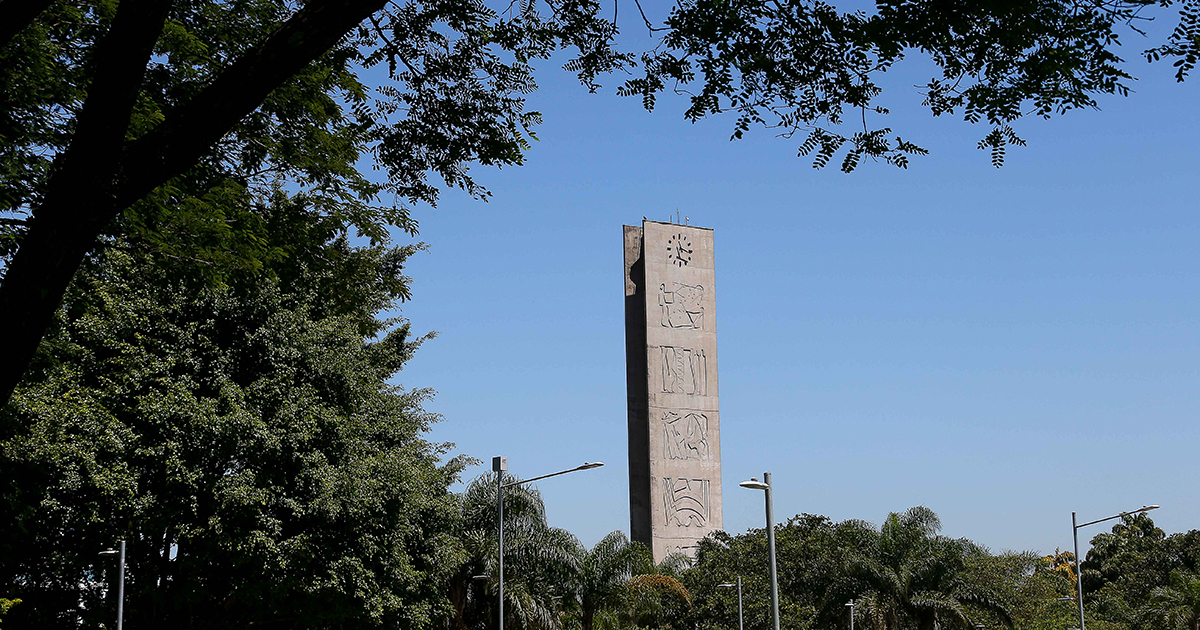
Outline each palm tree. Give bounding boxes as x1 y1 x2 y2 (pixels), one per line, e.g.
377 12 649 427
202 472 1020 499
848 507 1012 630
1140 569 1200 630
567 534 692 630
570 531 654 630
448 473 583 630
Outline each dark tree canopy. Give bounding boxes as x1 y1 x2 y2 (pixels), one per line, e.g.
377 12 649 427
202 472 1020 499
684 509 1014 630
0 0 628 407
0 194 462 629
1 0 1198 407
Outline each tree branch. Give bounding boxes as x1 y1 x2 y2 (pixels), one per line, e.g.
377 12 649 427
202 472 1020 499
56 0 174 193
0 0 172 406
117 0 390 207
0 0 394 408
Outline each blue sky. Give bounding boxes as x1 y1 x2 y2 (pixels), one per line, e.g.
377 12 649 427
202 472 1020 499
384 15 1200 557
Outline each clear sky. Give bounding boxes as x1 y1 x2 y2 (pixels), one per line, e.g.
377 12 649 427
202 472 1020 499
384 13 1200 558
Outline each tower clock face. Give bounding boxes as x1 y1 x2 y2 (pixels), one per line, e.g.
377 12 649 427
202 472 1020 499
667 233 693 267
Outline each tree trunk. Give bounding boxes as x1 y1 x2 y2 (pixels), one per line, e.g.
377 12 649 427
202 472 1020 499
0 0 171 406
0 0 389 408
448 579 468 630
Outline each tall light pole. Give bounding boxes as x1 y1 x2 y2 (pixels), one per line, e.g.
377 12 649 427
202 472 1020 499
1071 504 1159 630
98 541 125 630
845 600 854 630
740 472 780 630
493 456 603 630
717 577 743 630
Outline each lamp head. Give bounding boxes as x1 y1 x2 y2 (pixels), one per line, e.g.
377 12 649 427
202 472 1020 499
98 550 119 558
577 462 604 470
739 477 769 491
472 574 492 581
717 583 735 588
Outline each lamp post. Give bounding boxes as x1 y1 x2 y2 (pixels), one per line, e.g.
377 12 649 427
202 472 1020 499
1071 504 1159 630
98 541 125 630
845 600 854 630
493 457 603 630
739 472 780 630
717 577 743 630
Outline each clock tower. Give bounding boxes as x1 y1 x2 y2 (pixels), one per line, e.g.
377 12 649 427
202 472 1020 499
623 220 722 561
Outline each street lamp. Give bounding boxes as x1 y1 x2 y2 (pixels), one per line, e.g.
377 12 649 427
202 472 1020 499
717 577 743 630
1071 504 1159 630
493 457 603 630
740 473 780 630
98 541 125 630
845 599 854 630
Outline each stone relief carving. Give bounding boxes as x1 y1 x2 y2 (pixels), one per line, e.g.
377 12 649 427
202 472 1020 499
665 542 701 558
661 346 707 395
662 477 710 527
659 282 705 329
663 411 709 460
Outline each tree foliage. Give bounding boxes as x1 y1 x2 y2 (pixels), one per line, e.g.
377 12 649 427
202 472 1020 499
2 0 1200 408
1141 569 1200 630
446 473 584 630
687 513 878 630
0 193 461 630
0 0 627 407
686 509 1020 630
625 0 1200 171
844 507 1011 630
572 531 656 630
1080 514 1200 630
442 478 692 630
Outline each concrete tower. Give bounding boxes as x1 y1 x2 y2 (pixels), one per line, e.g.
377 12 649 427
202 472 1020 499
624 220 722 561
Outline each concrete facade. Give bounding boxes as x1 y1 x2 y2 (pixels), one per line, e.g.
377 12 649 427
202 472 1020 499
625 220 722 561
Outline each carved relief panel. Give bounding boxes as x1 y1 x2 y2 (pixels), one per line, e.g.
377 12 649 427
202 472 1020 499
661 346 707 395
662 411 709 461
662 477 710 527
659 282 705 330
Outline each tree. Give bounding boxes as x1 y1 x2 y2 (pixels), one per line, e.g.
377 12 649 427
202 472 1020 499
1082 512 1170 598
0 193 463 629
3 0 1200 408
1141 570 1200 630
686 514 878 630
0 0 627 407
1077 515 1200 630
447 473 582 630
570 531 655 630
955 551 1081 630
0 599 20 626
620 571 693 630
848 507 1012 630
